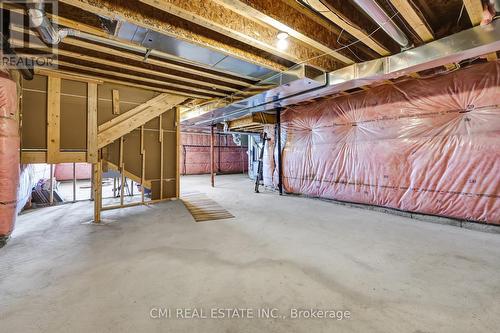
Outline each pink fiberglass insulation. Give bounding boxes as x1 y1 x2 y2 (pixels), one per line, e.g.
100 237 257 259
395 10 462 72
180 132 248 175
0 75 19 239
268 61 500 224
54 163 92 181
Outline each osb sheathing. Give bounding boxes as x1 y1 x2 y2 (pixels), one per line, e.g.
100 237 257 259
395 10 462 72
215 0 387 60
61 0 292 71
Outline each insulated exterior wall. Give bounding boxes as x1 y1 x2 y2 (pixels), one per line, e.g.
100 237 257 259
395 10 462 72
0 75 19 238
180 132 248 175
271 61 500 224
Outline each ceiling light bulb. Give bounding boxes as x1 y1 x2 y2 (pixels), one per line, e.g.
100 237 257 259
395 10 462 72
277 32 289 40
277 38 289 51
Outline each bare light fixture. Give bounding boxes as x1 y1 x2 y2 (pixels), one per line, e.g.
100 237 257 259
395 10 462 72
276 31 289 50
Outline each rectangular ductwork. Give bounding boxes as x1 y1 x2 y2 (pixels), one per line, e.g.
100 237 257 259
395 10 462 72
187 20 500 126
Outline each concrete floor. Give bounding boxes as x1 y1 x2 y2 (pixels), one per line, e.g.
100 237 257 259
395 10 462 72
1 174 500 332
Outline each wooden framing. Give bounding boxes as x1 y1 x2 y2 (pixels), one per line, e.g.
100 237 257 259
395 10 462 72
87 83 98 163
58 0 288 71
112 90 120 115
136 0 345 70
463 0 497 60
228 112 276 130
388 0 434 42
93 159 102 223
47 77 61 163
60 37 252 89
304 0 391 56
97 94 187 149
463 0 484 25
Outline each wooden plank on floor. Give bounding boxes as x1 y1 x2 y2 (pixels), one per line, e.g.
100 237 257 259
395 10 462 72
181 193 234 222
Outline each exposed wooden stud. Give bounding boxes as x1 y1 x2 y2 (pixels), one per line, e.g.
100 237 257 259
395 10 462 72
47 77 61 163
93 159 102 223
98 94 187 149
87 82 98 163
388 0 434 42
112 89 120 115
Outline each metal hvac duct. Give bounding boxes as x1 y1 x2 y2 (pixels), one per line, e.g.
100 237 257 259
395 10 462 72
186 19 500 126
351 0 410 49
27 2 79 45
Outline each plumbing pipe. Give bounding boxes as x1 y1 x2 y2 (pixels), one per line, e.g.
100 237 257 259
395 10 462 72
351 0 410 49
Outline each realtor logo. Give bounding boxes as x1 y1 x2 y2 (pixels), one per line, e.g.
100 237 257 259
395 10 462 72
1 0 59 70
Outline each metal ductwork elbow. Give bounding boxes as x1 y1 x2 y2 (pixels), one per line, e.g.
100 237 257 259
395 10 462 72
351 0 411 49
27 2 79 45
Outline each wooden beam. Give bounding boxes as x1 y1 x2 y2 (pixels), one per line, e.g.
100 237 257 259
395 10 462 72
462 1 497 61
303 0 391 56
464 0 484 25
61 37 253 89
228 112 276 129
47 77 61 163
58 0 288 71
54 48 231 94
388 0 434 42
56 60 226 98
106 160 152 189
35 67 103 84
98 94 187 148
137 0 347 69
87 83 98 163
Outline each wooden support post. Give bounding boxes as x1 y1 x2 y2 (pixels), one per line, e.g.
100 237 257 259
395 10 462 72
72 162 76 202
119 136 125 206
47 77 61 163
210 125 215 187
49 164 54 205
87 83 98 163
276 107 283 195
141 150 146 203
93 159 102 223
159 115 164 200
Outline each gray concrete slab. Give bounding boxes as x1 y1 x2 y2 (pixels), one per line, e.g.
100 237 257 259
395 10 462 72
1 174 500 333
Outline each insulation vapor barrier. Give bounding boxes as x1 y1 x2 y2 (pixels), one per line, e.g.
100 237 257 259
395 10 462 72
180 132 248 175
0 75 19 241
265 61 500 224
